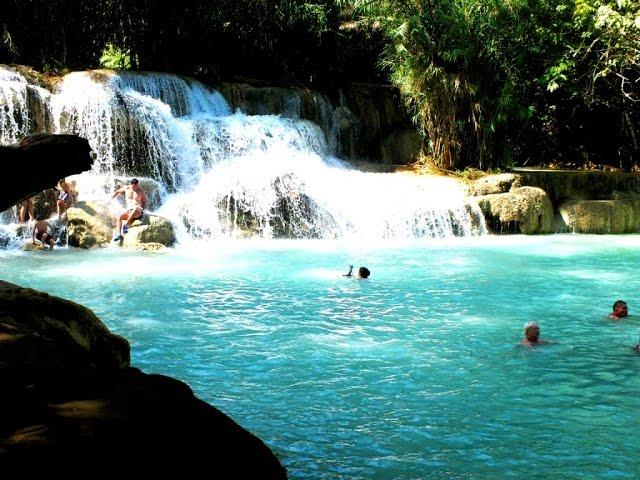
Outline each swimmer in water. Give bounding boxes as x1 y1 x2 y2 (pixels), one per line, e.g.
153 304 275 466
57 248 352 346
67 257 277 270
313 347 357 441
519 321 549 347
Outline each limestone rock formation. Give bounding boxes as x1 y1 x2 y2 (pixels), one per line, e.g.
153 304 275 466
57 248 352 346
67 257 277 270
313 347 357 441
0 280 287 477
476 186 553 234
66 201 113 248
559 193 640 233
0 134 93 212
468 173 518 196
121 213 176 249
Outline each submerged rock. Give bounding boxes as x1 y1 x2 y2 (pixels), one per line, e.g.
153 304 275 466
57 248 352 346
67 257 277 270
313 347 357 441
476 186 553 234
0 280 287 477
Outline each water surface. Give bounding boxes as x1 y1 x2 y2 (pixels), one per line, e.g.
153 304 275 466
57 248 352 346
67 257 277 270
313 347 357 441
2 235 639 479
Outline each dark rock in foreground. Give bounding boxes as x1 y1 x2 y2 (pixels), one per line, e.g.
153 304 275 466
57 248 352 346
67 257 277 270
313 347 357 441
0 134 93 212
0 280 287 478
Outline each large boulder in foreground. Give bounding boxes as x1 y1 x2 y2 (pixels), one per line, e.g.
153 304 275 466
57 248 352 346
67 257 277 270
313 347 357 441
66 201 113 248
0 280 129 369
559 193 640 233
0 281 287 477
0 134 93 212
476 186 553 234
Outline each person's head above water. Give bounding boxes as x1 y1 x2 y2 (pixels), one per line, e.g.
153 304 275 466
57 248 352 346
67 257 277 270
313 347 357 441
357 267 370 279
611 300 628 319
523 321 540 342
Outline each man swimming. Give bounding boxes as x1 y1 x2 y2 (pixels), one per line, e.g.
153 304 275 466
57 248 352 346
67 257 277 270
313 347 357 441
609 300 628 320
519 321 549 347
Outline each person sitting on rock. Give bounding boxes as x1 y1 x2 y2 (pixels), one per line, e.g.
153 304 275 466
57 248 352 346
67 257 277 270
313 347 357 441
56 178 75 218
112 178 148 242
519 321 549 347
610 300 628 320
31 215 56 250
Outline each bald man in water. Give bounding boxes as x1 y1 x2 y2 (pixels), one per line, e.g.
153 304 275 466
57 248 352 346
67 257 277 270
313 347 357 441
519 322 549 347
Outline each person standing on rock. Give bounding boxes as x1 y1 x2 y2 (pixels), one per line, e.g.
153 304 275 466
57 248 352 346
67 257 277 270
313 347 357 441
56 178 75 218
19 197 34 223
112 178 147 242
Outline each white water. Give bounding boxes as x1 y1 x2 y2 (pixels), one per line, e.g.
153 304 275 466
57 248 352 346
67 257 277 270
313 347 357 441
0 69 30 144
0 67 486 242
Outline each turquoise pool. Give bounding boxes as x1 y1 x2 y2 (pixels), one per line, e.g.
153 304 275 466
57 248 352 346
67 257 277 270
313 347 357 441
2 235 639 479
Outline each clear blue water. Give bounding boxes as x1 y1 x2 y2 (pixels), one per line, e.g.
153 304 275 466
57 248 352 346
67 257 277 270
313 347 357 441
2 235 640 479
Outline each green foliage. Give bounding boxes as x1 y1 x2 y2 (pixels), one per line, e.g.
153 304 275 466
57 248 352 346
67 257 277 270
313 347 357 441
99 43 131 70
369 0 639 169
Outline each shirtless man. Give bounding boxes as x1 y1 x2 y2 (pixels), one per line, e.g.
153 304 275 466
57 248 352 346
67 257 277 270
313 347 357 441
31 215 56 250
519 321 549 347
56 178 75 218
112 178 148 242
609 300 628 320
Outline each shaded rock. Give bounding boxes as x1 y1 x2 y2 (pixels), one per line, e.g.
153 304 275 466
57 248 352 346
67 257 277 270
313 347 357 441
380 128 421 165
121 214 175 248
0 280 129 369
0 281 286 477
0 134 93 212
26 83 54 134
67 201 113 248
558 193 640 233
333 105 361 160
337 83 419 164
468 173 518 196
0 229 10 248
270 174 337 239
217 194 261 238
476 186 553 234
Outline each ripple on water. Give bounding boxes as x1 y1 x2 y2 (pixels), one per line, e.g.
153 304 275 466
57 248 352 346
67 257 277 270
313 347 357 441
2 237 640 479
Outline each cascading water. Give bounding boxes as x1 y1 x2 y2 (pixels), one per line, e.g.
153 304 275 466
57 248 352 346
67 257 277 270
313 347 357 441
0 69 30 144
0 66 486 243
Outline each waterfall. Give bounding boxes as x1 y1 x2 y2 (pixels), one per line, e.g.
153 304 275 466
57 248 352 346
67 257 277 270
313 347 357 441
0 66 486 242
0 69 30 144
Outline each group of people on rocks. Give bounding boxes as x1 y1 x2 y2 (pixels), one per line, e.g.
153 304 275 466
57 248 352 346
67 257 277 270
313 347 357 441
21 177 148 249
520 299 638 350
